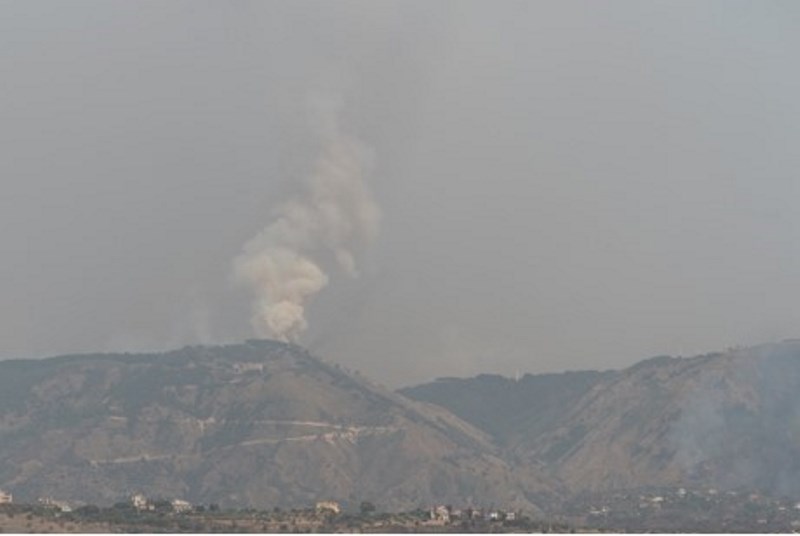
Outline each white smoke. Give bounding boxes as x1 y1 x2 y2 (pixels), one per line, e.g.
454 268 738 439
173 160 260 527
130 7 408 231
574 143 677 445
233 95 380 342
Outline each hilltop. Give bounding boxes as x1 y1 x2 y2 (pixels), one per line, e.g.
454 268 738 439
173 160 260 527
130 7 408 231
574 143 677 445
402 340 800 498
0 340 555 511
3 338 800 518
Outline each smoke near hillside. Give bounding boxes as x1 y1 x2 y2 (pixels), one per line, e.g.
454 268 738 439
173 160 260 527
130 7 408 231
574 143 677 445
2 1 799 385
233 95 380 342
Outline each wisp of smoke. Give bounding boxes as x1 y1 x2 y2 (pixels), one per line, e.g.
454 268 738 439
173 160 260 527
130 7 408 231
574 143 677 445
233 96 380 342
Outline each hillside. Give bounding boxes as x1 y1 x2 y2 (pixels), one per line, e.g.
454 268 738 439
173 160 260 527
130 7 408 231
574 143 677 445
0 340 557 511
400 370 613 447
402 340 800 498
4 339 800 514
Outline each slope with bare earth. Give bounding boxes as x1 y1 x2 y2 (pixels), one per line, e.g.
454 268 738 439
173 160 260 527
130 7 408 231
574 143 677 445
403 341 800 498
400 370 613 448
530 341 800 495
0 340 558 511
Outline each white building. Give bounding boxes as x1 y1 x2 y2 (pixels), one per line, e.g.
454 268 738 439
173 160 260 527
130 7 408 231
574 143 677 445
0 490 12 504
315 501 341 515
131 493 152 511
430 505 450 524
38 497 71 512
171 499 193 513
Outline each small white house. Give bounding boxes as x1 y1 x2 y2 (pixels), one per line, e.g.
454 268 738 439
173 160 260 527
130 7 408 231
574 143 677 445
131 493 152 511
171 499 193 513
0 490 12 504
315 501 341 515
430 505 450 524
38 497 71 512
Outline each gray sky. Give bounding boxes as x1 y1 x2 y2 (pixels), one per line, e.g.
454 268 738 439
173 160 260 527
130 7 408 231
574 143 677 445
1 1 798 386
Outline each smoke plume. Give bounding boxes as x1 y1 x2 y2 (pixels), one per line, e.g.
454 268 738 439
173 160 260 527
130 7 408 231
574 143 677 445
233 96 380 342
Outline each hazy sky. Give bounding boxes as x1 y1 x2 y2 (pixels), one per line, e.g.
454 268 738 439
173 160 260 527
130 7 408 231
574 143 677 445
2 1 798 386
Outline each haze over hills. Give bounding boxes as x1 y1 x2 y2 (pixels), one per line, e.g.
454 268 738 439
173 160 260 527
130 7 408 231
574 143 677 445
2 339 800 513
403 339 800 499
0 340 555 511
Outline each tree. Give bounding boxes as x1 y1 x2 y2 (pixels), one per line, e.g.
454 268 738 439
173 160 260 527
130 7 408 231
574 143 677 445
75 505 100 518
152 500 172 514
359 501 376 516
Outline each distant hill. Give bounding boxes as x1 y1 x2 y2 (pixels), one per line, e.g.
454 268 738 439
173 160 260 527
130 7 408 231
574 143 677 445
3 339 800 512
400 370 613 447
0 340 556 511
402 340 800 498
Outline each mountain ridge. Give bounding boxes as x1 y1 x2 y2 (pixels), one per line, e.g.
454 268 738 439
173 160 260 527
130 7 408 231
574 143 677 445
402 340 800 498
0 339 556 511
2 339 800 511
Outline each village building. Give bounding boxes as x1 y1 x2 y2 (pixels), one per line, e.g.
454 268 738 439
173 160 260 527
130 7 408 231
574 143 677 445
315 501 341 515
233 362 264 374
171 499 193 513
469 508 483 520
430 505 450 524
131 493 153 511
38 497 72 512
0 490 12 504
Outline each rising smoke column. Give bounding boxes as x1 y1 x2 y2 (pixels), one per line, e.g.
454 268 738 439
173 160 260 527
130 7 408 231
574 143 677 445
233 97 380 342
